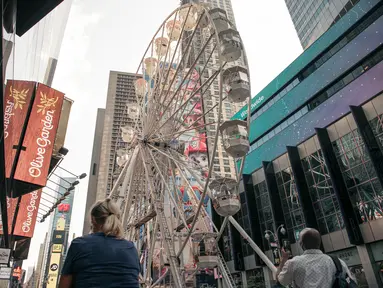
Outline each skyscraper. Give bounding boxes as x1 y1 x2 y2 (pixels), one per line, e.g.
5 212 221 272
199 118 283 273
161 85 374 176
83 108 105 235
181 0 245 179
285 0 361 48
96 72 141 200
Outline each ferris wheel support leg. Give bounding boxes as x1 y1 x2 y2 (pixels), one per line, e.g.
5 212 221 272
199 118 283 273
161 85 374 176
121 173 135 228
216 216 229 242
144 218 157 285
139 148 184 288
228 216 277 274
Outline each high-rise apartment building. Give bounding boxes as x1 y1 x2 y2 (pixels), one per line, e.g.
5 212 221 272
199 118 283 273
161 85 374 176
96 72 141 200
83 108 105 235
181 0 245 179
285 0 361 48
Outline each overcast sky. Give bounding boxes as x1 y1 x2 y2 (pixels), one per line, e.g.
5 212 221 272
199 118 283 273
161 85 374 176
23 0 302 272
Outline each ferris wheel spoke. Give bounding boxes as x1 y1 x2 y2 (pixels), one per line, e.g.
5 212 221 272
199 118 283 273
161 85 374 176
150 66 220 139
147 148 191 232
147 31 216 136
172 67 221 132
171 158 219 233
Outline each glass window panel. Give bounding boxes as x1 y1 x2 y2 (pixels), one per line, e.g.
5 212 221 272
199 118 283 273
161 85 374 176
372 179 383 197
302 158 310 172
326 215 340 232
318 183 332 198
293 211 304 226
313 201 323 218
355 203 367 223
260 194 269 207
358 182 376 202
322 197 335 215
263 206 273 220
284 212 293 228
364 201 378 221
318 218 328 234
282 170 293 182
351 165 370 184
344 175 357 188
281 198 289 213
305 172 315 187
254 185 260 197
333 195 340 211
364 161 376 179
348 186 361 203
309 186 319 202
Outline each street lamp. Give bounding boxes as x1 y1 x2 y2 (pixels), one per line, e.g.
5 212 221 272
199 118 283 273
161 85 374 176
264 224 286 244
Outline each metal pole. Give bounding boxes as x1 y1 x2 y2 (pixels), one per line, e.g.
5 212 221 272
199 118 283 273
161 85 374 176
0 0 9 248
228 216 277 274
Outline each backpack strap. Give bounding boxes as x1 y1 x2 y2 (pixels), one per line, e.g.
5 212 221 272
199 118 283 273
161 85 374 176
328 255 343 276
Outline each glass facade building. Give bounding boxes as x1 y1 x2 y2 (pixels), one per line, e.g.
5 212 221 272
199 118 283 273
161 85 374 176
285 0 361 48
220 0 383 286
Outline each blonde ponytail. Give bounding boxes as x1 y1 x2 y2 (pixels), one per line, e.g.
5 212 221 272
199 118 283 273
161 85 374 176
90 198 124 238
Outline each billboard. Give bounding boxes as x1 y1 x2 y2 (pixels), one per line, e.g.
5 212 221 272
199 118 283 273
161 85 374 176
46 251 61 288
44 178 75 288
4 80 65 197
0 189 42 238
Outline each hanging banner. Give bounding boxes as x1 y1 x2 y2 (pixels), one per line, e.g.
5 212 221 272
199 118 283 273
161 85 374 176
4 81 36 181
3 80 65 197
0 189 42 238
46 251 61 288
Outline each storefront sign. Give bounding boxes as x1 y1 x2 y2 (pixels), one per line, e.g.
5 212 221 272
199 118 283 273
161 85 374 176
3 81 65 197
19 83 64 186
4 81 35 183
0 248 11 264
0 189 42 238
329 247 361 266
0 267 12 279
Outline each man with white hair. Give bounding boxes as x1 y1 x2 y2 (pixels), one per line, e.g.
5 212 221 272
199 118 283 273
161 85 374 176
277 228 355 287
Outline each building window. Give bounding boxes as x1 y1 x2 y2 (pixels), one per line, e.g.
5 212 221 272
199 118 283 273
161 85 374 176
369 113 383 151
275 166 306 242
332 128 383 222
246 268 266 288
254 181 275 248
238 193 253 257
302 149 343 234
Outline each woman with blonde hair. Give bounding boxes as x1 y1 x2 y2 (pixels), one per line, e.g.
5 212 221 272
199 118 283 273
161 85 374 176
59 198 140 288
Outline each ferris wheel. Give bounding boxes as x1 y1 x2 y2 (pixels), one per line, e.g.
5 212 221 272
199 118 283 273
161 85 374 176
109 3 276 287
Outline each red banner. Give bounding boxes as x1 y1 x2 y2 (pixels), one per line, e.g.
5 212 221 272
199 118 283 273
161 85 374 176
4 81 36 179
3 81 65 196
0 189 42 238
